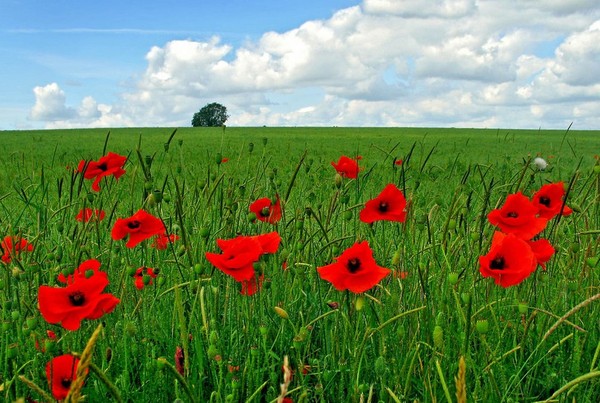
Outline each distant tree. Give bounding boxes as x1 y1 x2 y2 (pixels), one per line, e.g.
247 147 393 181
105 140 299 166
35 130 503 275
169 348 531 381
192 102 229 127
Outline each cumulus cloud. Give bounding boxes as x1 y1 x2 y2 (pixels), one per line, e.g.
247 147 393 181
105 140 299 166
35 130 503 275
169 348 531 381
29 1 600 129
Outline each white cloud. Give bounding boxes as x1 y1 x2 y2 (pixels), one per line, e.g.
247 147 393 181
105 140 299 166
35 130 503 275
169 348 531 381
30 83 75 121
29 1 600 129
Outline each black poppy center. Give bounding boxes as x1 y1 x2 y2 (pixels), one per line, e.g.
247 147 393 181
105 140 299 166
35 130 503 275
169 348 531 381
490 257 505 270
378 201 389 213
127 220 141 230
69 292 86 306
61 378 72 389
260 207 270 217
97 162 108 171
347 258 361 273
506 212 518 218
539 196 551 207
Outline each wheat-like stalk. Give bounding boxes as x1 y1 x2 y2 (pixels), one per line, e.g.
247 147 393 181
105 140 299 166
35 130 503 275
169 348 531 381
66 323 104 402
455 355 467 403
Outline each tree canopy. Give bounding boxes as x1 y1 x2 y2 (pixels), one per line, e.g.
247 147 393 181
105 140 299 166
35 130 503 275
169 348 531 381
191 103 229 127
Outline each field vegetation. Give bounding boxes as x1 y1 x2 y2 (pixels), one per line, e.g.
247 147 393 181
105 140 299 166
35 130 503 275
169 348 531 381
0 127 599 402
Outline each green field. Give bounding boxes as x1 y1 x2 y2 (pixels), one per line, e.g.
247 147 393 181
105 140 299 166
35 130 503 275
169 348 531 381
1 127 599 402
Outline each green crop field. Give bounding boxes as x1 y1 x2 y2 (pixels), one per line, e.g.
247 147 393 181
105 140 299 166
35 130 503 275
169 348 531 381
1 127 599 402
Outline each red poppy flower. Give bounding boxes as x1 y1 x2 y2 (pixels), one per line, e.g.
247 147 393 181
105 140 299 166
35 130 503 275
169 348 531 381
221 157 229 164
206 236 264 282
77 152 127 192
58 259 106 285
532 182 573 219
38 271 120 330
175 346 185 376
251 231 282 254
331 155 360 179
76 208 106 222
1 236 34 264
151 233 180 250
528 238 555 270
359 184 407 223
249 195 282 224
479 232 537 287
133 267 158 289
317 241 390 293
205 232 281 282
111 209 166 248
487 192 548 239
46 354 86 400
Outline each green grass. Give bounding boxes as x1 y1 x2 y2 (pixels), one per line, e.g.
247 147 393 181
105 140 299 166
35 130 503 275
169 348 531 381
1 127 599 402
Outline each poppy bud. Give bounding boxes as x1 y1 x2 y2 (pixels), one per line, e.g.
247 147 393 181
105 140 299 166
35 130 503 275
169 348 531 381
164 142 170 152
126 266 137 276
56 222 64 233
448 219 457 230
248 142 254 153
259 325 268 336
262 137 268 146
355 296 366 311
343 211 353 221
207 344 219 360
209 330 218 344
461 293 471 304
326 300 339 310
85 269 95 279
87 192 95 203
11 310 20 321
142 274 152 285
199 227 210 238
125 322 137 336
334 173 343 188
274 306 289 319
152 189 163 203
448 272 459 285
193 263 203 275
593 165 600 174
391 250 401 266
163 193 171 203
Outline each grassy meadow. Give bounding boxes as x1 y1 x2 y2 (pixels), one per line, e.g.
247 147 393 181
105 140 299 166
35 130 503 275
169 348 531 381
0 126 599 402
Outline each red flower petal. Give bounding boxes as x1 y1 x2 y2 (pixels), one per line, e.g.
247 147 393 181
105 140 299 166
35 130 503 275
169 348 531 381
479 232 537 287
317 241 390 293
487 192 548 239
359 184 407 223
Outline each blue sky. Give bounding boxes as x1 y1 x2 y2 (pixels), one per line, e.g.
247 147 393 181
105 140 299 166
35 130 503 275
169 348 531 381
1 0 600 129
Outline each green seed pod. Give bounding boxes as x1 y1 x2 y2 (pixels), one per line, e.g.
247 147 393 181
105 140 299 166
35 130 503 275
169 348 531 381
194 264 203 275
448 272 459 285
461 293 471 304
448 218 457 230
476 319 489 334
518 302 528 314
343 210 353 221
209 330 219 345
259 325 268 336
391 250 401 266
144 181 153 191
163 193 171 203
11 310 20 321
586 256 599 268
593 165 600 174
152 189 163 203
